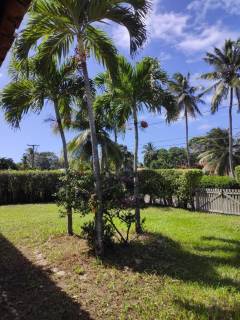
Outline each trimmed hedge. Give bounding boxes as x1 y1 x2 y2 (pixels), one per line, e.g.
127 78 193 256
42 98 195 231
0 170 63 205
235 166 240 183
1 169 239 207
199 175 240 189
138 169 203 208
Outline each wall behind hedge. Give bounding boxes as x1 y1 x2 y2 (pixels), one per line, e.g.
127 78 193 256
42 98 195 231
0 170 63 205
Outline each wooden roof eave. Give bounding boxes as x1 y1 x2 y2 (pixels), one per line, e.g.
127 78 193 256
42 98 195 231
0 0 31 66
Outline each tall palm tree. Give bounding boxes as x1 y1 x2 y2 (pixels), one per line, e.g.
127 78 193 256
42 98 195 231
98 56 176 233
169 73 203 167
189 128 240 175
201 39 240 177
14 0 150 255
1 57 83 235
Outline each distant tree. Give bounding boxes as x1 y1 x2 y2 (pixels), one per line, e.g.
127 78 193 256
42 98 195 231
169 73 203 167
20 150 61 170
189 128 240 175
168 147 189 168
201 39 240 177
147 147 191 169
143 143 158 168
35 152 61 170
0 158 18 170
150 149 170 169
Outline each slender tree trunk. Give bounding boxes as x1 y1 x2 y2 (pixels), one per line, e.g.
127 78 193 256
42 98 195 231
114 128 120 175
185 107 191 168
78 41 104 256
133 106 143 234
229 88 234 177
53 101 73 236
114 127 118 143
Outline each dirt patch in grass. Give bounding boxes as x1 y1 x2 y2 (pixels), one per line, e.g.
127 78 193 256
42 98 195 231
3 234 240 320
2 206 240 319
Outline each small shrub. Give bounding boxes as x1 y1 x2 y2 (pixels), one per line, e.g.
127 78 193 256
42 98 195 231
81 220 115 248
57 171 138 247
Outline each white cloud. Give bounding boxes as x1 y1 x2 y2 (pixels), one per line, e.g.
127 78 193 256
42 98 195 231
177 22 238 55
159 52 172 61
111 0 189 50
0 73 2 78
149 12 189 42
111 1 238 57
111 25 130 49
188 0 240 21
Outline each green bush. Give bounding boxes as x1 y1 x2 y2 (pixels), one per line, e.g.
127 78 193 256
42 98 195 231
199 175 240 189
138 169 203 208
235 166 240 183
0 170 63 205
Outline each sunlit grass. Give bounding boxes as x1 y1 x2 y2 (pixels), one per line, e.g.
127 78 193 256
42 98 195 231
1 204 240 319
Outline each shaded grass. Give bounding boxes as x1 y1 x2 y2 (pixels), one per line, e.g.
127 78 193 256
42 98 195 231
1 204 240 319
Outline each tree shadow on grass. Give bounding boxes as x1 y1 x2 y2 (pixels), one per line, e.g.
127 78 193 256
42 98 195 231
103 232 240 291
175 299 240 320
194 236 240 269
0 235 93 320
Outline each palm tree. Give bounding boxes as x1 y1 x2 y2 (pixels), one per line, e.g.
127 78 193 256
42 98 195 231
201 39 240 177
14 0 150 255
1 57 83 235
142 143 158 168
189 128 240 175
98 56 176 233
66 108 123 171
169 73 203 167
95 75 126 145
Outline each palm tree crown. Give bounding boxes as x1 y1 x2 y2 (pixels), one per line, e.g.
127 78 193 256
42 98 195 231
190 128 240 175
201 39 240 177
169 72 203 167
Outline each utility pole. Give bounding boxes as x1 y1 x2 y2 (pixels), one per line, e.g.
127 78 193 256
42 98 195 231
27 144 40 169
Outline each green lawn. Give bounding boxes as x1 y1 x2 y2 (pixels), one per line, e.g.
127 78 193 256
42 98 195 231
1 204 240 319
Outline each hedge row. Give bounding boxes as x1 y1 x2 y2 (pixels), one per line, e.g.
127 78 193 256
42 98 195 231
199 175 240 189
139 169 203 208
0 170 63 205
1 169 240 206
235 166 240 183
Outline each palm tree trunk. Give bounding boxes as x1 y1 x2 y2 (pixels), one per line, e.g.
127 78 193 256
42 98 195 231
114 127 118 143
78 41 104 256
133 106 143 234
53 101 73 236
229 88 234 177
185 107 191 168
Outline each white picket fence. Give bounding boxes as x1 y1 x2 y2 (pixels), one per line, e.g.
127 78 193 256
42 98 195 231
195 189 240 215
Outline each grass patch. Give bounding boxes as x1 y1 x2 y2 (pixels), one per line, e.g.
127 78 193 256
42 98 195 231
1 204 240 319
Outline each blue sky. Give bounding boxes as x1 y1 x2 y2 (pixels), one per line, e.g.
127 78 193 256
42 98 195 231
1 0 240 162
